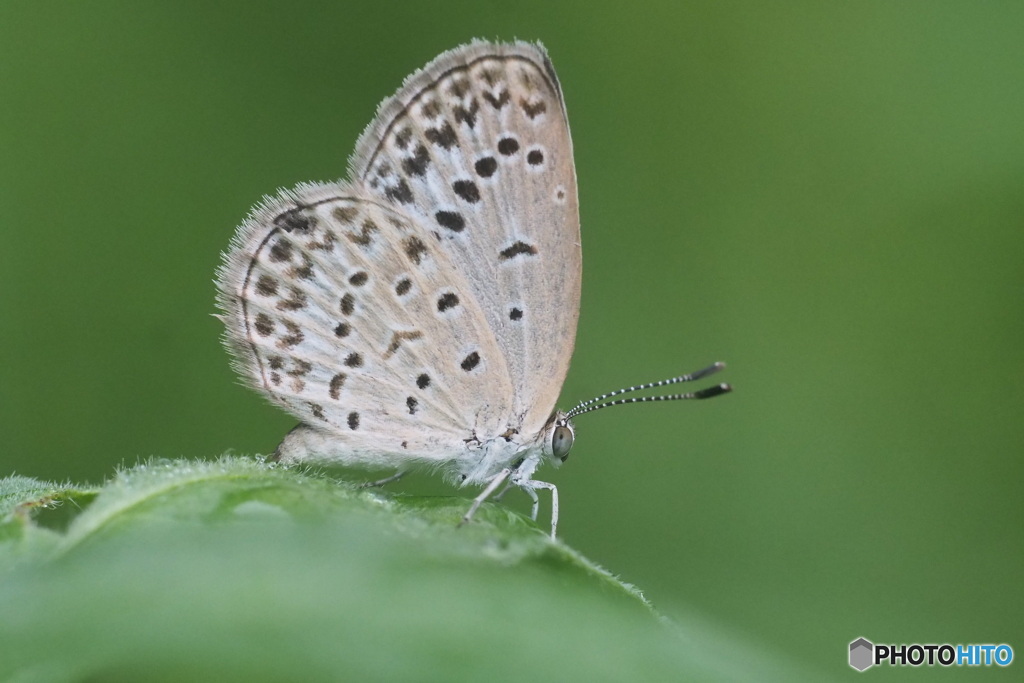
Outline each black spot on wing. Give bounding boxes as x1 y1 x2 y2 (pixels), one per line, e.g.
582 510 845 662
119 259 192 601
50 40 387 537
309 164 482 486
448 78 470 98
279 321 303 348
345 219 378 248
420 98 441 118
340 293 355 316
520 97 547 119
425 122 457 150
394 127 413 150
452 180 480 203
255 275 278 296
307 229 337 251
403 237 428 264
332 206 359 223
275 211 315 234
385 179 414 204
475 157 497 178
329 373 346 400
402 144 431 177
454 99 479 128
497 137 519 156
268 239 293 263
435 211 465 232
289 257 314 280
277 287 307 311
254 313 275 336
287 359 312 377
499 241 538 261
385 331 423 359
483 89 510 109
437 292 459 312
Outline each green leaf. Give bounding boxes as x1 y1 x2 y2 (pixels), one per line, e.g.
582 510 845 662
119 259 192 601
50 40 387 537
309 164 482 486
0 457 802 681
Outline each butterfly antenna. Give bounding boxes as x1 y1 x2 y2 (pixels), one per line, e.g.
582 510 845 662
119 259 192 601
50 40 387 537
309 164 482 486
565 362 731 420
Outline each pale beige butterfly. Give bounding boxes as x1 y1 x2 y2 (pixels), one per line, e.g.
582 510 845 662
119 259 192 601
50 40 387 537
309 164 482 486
216 41 729 538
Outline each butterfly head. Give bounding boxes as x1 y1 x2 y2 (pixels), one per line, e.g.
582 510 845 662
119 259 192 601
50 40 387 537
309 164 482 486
542 412 575 466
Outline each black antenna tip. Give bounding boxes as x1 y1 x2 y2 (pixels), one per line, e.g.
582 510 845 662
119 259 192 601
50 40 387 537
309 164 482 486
694 383 732 400
686 362 727 382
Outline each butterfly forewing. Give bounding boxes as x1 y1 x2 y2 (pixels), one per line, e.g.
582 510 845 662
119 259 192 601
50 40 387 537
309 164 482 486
351 41 581 440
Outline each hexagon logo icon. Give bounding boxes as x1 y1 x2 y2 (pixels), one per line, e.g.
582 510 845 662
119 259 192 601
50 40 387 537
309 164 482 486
849 637 874 671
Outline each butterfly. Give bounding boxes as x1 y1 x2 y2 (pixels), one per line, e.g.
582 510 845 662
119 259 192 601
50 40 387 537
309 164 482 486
215 40 729 538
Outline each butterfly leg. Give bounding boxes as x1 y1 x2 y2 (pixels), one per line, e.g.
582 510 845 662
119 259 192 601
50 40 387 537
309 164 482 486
459 467 512 528
521 486 540 521
491 478 516 503
518 479 559 539
359 470 407 489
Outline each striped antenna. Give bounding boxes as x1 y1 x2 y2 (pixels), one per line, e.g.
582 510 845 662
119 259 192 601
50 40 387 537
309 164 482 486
564 362 731 420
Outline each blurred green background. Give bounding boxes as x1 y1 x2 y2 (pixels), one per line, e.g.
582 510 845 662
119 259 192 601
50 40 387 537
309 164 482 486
2 1 1021 679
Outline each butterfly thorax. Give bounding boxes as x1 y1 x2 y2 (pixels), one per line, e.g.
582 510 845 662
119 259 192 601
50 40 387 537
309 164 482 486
461 408 574 484
459 428 540 486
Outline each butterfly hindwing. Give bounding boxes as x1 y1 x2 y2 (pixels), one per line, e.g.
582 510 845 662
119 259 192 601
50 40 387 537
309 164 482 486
217 183 513 464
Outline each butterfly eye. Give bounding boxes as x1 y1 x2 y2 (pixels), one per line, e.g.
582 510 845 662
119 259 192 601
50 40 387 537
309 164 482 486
551 425 574 462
